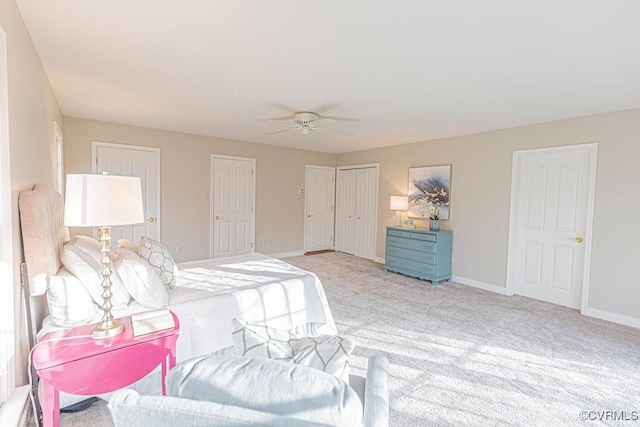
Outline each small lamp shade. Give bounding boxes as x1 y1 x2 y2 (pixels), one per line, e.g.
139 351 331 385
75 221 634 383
390 196 408 227
64 174 145 227
389 196 408 211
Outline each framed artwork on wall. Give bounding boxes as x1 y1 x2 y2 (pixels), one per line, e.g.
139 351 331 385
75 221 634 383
407 164 452 219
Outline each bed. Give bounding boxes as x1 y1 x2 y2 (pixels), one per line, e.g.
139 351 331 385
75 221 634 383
19 184 336 406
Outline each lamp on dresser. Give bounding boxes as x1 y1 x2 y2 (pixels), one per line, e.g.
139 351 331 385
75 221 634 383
389 196 408 227
64 173 144 339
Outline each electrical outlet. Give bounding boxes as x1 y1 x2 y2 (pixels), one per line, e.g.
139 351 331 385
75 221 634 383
176 245 184 254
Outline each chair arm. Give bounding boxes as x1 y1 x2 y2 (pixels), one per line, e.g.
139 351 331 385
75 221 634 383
363 355 389 427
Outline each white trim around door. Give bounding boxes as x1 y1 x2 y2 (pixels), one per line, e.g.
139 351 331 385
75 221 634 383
335 163 380 260
210 154 256 259
505 143 598 314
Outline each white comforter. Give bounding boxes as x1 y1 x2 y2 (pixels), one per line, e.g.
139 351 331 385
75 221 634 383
168 253 337 361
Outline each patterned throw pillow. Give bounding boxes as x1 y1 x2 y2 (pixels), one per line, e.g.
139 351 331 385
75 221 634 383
231 318 355 382
139 237 178 289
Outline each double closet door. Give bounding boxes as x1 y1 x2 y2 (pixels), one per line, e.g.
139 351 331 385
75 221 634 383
335 167 377 260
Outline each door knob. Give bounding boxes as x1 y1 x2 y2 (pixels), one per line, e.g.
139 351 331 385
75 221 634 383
569 236 584 243
307 213 312 218
214 215 221 220
148 217 156 223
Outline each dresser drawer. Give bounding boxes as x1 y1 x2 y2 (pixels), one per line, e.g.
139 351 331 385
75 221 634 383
387 229 411 239
385 256 437 277
410 232 437 242
385 246 436 265
386 236 437 254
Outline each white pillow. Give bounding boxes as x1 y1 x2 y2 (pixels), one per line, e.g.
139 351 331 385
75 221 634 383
139 237 178 289
231 319 354 382
61 235 131 308
116 248 168 308
47 268 101 327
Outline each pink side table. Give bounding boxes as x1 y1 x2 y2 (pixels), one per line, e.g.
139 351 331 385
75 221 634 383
32 312 180 427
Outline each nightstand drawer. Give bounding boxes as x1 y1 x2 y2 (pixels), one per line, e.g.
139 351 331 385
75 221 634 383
385 256 437 276
385 246 436 265
386 236 436 254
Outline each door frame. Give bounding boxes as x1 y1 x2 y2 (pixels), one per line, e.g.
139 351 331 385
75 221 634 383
336 163 379 260
505 143 598 313
304 165 336 253
91 141 162 240
210 154 256 258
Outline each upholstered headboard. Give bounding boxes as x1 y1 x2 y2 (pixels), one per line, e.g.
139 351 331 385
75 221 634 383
18 184 69 297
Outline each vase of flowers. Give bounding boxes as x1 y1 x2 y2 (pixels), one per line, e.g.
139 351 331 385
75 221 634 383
418 199 441 231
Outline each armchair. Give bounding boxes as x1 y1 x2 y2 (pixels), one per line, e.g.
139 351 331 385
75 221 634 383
109 355 389 427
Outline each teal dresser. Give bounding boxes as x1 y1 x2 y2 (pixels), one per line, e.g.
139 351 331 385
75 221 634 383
383 227 452 283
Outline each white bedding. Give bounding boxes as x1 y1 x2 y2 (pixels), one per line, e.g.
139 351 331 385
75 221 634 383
38 253 337 406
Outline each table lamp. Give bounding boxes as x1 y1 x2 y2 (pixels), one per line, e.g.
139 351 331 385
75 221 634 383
390 196 408 227
64 174 144 339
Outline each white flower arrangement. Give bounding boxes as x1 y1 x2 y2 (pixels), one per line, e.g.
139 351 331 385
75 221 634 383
418 199 440 220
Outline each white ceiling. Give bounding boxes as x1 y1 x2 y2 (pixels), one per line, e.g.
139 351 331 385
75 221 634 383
16 0 640 154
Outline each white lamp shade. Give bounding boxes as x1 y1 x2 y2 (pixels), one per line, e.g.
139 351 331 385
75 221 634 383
390 196 408 211
64 174 145 227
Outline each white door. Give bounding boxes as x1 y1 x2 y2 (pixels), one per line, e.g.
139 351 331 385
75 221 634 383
93 143 160 242
305 166 335 253
508 144 597 309
211 155 255 258
336 169 356 254
354 167 377 259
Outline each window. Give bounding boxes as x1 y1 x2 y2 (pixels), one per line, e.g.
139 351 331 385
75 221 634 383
0 25 14 405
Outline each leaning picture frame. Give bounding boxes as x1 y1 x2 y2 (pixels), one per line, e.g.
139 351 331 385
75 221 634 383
407 164 452 219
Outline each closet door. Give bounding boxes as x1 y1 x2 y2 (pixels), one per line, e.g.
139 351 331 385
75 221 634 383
336 170 356 254
354 167 377 259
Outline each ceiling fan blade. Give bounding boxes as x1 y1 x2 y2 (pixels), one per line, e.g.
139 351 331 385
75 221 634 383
314 118 337 126
266 102 300 113
319 114 359 122
264 128 296 136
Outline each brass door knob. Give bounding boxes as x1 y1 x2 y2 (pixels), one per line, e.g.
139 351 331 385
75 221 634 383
569 236 584 243
148 217 156 223
307 213 312 218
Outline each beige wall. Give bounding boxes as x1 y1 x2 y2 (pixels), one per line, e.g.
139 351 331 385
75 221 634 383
1 0 64 387
63 117 337 262
338 108 640 321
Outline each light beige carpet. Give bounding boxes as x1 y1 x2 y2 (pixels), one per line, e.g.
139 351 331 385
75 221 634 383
59 252 640 426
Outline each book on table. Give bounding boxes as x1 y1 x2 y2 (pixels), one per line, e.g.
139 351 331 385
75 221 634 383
130 308 175 337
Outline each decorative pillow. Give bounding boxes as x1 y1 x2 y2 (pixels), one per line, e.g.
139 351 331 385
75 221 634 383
47 268 101 327
231 319 355 382
117 238 140 255
139 237 178 289
60 235 131 308
167 356 363 427
115 248 168 308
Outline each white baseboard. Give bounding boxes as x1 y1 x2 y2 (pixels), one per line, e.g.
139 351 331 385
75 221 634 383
0 385 30 427
583 307 640 329
451 275 508 295
374 256 385 264
269 251 304 259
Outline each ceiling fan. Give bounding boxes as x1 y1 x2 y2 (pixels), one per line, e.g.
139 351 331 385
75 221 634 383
264 111 354 138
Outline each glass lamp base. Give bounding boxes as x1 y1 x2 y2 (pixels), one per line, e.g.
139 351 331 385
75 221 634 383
92 319 124 339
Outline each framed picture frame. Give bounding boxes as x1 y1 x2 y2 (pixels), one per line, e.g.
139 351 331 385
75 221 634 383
407 164 451 219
